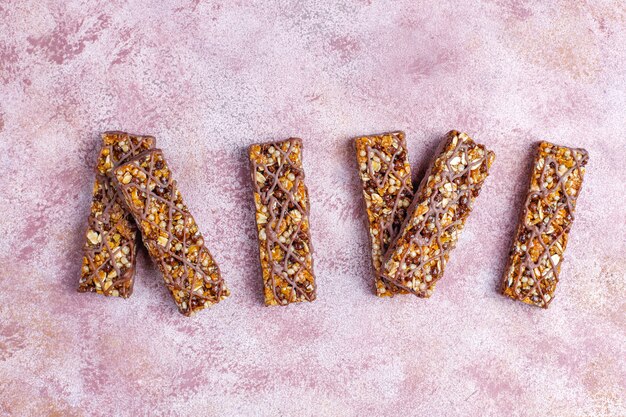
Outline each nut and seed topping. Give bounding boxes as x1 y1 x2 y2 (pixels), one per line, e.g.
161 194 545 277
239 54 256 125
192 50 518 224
502 141 588 308
380 131 495 297
249 138 316 306
355 132 414 297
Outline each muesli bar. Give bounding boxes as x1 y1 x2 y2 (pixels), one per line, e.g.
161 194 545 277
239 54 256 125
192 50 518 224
78 131 155 298
249 138 316 306
112 149 229 315
381 131 495 297
501 141 588 308
355 132 414 297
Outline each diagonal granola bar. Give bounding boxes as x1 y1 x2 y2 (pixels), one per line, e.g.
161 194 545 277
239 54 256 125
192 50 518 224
381 131 495 297
112 149 229 315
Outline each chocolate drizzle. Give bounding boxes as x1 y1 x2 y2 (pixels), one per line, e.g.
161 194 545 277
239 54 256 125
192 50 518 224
249 138 316 305
502 141 588 308
381 131 495 297
112 149 229 315
78 131 155 298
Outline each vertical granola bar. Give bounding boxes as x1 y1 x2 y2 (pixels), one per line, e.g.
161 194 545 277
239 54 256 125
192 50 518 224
381 131 495 297
502 142 588 308
355 132 414 297
78 131 155 298
112 149 229 315
249 138 316 306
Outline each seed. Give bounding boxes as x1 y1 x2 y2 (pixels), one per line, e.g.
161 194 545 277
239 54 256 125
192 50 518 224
371 193 383 203
121 173 133 184
290 210 302 222
87 230 101 245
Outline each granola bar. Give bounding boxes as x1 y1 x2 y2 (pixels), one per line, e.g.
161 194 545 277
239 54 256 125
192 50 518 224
78 131 155 298
355 132 414 297
249 138 316 306
112 149 229 315
380 131 495 297
501 142 588 308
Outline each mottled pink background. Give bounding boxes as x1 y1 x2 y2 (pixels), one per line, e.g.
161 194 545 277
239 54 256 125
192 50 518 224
0 1 625 416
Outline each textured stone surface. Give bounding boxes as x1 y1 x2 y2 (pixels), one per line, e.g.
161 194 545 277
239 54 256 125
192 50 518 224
0 1 625 416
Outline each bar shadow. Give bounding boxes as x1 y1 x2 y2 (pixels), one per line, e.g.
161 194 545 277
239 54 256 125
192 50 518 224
491 141 539 292
236 143 268 306
64 133 101 296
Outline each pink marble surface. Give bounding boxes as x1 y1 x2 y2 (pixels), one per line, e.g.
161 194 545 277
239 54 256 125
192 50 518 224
0 1 625 416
